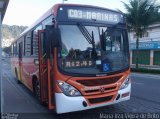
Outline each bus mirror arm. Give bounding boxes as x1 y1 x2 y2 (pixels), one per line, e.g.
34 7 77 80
51 28 61 48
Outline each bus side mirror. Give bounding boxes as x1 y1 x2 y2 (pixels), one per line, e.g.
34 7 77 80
45 27 61 48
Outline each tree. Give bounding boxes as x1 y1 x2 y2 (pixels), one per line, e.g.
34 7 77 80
2 24 27 39
122 0 160 68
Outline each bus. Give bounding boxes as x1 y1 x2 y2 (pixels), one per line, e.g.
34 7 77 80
11 4 131 114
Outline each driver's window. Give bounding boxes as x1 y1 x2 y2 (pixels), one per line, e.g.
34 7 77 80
112 30 124 52
100 27 123 52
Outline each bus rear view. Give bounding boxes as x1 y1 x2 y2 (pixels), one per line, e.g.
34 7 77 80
11 4 131 114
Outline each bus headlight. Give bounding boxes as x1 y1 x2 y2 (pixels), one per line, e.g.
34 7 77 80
120 76 131 90
57 80 81 96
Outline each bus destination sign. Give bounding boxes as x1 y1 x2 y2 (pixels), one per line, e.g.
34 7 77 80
68 9 121 23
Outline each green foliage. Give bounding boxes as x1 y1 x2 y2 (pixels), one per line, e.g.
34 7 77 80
2 24 28 39
122 0 160 37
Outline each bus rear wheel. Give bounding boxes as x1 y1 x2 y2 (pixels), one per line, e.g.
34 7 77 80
15 68 21 84
33 80 40 99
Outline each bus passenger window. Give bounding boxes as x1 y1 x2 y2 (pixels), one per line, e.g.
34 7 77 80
25 32 31 56
24 36 26 56
13 42 17 56
11 44 14 56
32 25 42 56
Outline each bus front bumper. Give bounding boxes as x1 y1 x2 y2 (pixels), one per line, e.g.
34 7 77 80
55 83 131 114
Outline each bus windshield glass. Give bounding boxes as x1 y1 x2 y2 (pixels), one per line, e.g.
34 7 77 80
58 24 129 75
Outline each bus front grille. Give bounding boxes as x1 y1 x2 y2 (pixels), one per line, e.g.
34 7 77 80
84 86 116 94
77 76 122 86
88 95 113 104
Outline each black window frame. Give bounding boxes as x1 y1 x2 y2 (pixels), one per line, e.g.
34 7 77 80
31 31 34 55
23 35 26 56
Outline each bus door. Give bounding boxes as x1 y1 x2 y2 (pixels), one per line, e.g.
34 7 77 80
18 42 23 82
38 30 54 109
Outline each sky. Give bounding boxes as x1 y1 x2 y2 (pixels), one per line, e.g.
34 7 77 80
3 0 129 26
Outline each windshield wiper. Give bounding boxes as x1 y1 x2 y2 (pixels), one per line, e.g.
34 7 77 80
77 23 95 44
77 23 97 58
101 29 106 51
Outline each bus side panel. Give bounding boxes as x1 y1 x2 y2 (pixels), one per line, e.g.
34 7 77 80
11 57 19 78
22 57 39 91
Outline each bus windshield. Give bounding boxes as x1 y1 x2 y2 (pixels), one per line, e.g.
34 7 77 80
58 24 129 75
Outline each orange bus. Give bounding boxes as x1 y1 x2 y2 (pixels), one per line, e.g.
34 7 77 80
11 4 131 114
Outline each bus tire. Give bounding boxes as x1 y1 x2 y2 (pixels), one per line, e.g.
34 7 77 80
33 78 40 99
15 68 21 84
